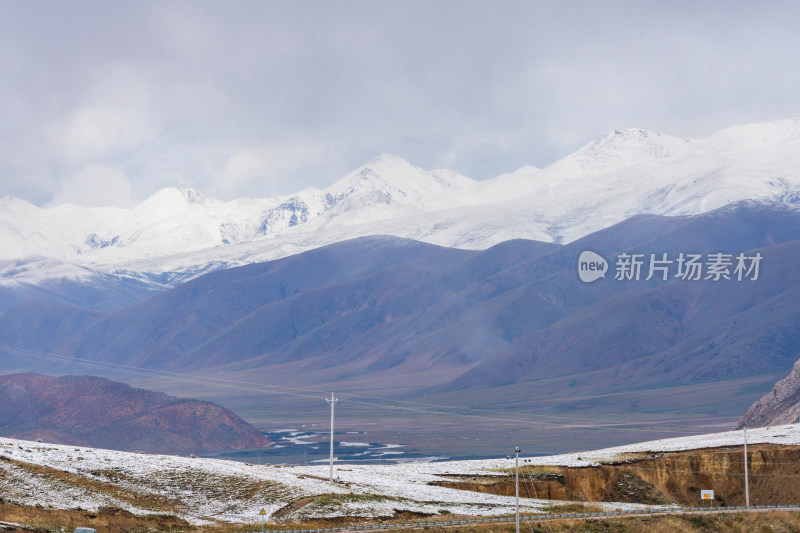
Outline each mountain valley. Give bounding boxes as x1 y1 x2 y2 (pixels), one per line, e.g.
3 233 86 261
4 120 800 457
2 201 800 456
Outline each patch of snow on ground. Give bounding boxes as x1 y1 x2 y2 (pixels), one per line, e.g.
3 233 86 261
1 424 798 525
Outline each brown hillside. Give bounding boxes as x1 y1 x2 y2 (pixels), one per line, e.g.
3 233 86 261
0 373 268 454
433 443 800 507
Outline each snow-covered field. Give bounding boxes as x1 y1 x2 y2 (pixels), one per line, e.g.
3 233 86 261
1 424 798 525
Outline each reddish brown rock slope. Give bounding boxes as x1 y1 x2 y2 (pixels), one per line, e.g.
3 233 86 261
0 373 269 454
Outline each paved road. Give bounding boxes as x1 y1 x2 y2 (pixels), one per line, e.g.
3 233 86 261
265 505 800 532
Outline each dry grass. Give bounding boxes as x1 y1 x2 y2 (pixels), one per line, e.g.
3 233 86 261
540 502 606 513
3 457 187 515
1 454 297 527
0 502 192 533
6 501 800 533
284 511 800 533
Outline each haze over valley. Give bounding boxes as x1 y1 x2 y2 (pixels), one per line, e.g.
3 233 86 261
3 120 800 458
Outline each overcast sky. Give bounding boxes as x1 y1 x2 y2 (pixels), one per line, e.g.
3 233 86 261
1 1 799 208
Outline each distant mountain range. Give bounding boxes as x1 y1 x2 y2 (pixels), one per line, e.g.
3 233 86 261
4 118 800 452
2 119 800 313
0 373 269 454
2 200 800 451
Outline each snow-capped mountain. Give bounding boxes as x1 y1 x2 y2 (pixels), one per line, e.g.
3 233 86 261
0 154 473 264
3 119 800 287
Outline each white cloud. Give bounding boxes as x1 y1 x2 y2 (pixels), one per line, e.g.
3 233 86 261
53 104 160 162
45 64 162 163
224 143 328 194
47 164 135 208
3 2 800 207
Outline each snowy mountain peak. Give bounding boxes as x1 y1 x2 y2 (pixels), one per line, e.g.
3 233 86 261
705 118 800 152
346 154 417 187
180 187 214 205
326 154 473 211
359 154 472 188
563 128 689 173
132 187 219 218
142 187 215 207
363 153 415 172
4 118 800 281
0 195 38 214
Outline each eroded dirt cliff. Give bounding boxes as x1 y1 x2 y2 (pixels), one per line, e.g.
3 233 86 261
432 443 800 506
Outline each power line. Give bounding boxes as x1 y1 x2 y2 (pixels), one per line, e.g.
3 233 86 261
521 466 555 533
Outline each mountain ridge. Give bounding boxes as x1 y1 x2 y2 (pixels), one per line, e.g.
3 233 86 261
3 119 800 293
3 202 797 389
2 202 800 452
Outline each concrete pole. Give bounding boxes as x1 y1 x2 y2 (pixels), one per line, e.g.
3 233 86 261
744 428 750 507
326 393 338 482
515 446 521 533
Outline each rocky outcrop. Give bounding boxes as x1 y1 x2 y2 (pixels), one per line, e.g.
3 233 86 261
738 359 800 428
435 444 800 507
0 373 269 454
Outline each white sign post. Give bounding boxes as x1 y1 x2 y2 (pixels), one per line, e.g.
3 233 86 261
701 490 714 508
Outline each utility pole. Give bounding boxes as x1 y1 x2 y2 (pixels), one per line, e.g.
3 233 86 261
515 446 521 533
743 428 750 507
326 393 338 482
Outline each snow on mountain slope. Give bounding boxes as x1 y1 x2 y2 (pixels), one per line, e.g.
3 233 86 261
326 153 474 212
3 119 800 284
550 129 691 176
0 255 170 312
0 154 474 266
1 424 799 523
0 256 108 286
